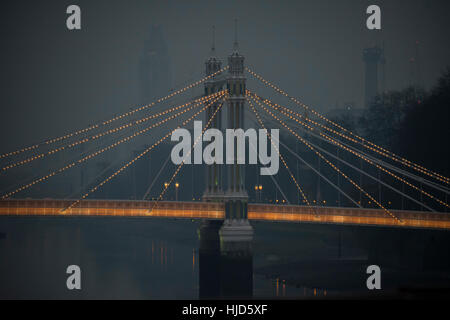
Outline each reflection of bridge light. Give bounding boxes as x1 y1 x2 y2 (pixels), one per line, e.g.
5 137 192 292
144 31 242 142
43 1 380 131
276 278 279 297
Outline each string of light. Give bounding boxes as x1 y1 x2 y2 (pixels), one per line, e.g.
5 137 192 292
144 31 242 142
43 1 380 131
253 92 450 210
0 66 228 160
260 97 450 189
63 95 227 213
150 96 227 213
1 92 224 200
322 134 450 210
246 67 450 185
248 92 402 223
256 94 449 192
1 92 223 172
246 94 312 209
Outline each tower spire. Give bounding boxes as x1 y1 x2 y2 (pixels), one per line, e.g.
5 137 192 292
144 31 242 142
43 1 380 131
233 18 239 51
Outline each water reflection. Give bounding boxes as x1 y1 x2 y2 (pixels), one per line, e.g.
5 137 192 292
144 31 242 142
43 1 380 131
198 220 253 299
1 216 450 299
0 217 200 299
198 220 221 299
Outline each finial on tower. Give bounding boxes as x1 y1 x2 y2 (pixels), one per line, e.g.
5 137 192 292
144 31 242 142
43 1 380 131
233 18 239 51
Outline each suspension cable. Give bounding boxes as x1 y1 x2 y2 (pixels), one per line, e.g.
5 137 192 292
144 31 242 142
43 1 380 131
0 66 228 160
2 92 225 200
253 93 449 210
247 95 314 211
243 118 291 204
142 152 171 201
62 95 226 213
248 92 402 223
269 114 435 211
246 66 450 185
149 97 227 213
276 137 362 208
256 95 450 194
1 92 224 172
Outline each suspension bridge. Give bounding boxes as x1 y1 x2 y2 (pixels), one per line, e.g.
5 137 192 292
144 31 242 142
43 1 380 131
1 24 449 233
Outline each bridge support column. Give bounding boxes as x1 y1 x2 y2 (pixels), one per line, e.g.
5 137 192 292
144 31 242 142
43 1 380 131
220 196 253 253
219 207 253 298
219 237 253 298
198 218 253 299
198 220 222 299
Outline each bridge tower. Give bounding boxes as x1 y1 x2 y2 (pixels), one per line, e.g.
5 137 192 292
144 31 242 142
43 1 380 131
219 19 253 257
199 27 225 298
203 26 225 202
199 22 253 298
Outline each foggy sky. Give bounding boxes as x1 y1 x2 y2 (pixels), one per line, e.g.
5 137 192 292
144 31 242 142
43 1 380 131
1 0 449 153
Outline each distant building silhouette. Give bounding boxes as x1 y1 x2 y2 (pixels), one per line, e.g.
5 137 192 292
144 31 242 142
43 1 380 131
363 46 383 107
139 25 172 103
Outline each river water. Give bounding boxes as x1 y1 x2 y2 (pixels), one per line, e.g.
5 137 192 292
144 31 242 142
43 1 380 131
0 216 449 299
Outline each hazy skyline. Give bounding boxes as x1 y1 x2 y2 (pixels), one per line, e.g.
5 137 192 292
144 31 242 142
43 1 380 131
1 0 449 153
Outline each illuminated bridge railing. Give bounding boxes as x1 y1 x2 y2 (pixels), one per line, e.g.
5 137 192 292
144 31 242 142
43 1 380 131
248 204 450 230
0 199 449 230
0 199 224 219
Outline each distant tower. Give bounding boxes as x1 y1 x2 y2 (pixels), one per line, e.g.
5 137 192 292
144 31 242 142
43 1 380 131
409 40 422 90
363 46 383 107
203 26 224 201
139 25 172 103
380 42 386 96
219 19 253 262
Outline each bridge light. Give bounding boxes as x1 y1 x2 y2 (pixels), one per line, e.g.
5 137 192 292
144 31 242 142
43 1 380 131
254 185 258 191
164 182 169 188
175 182 180 188
259 185 263 190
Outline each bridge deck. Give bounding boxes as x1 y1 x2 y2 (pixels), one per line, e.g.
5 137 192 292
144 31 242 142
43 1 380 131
0 199 449 230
